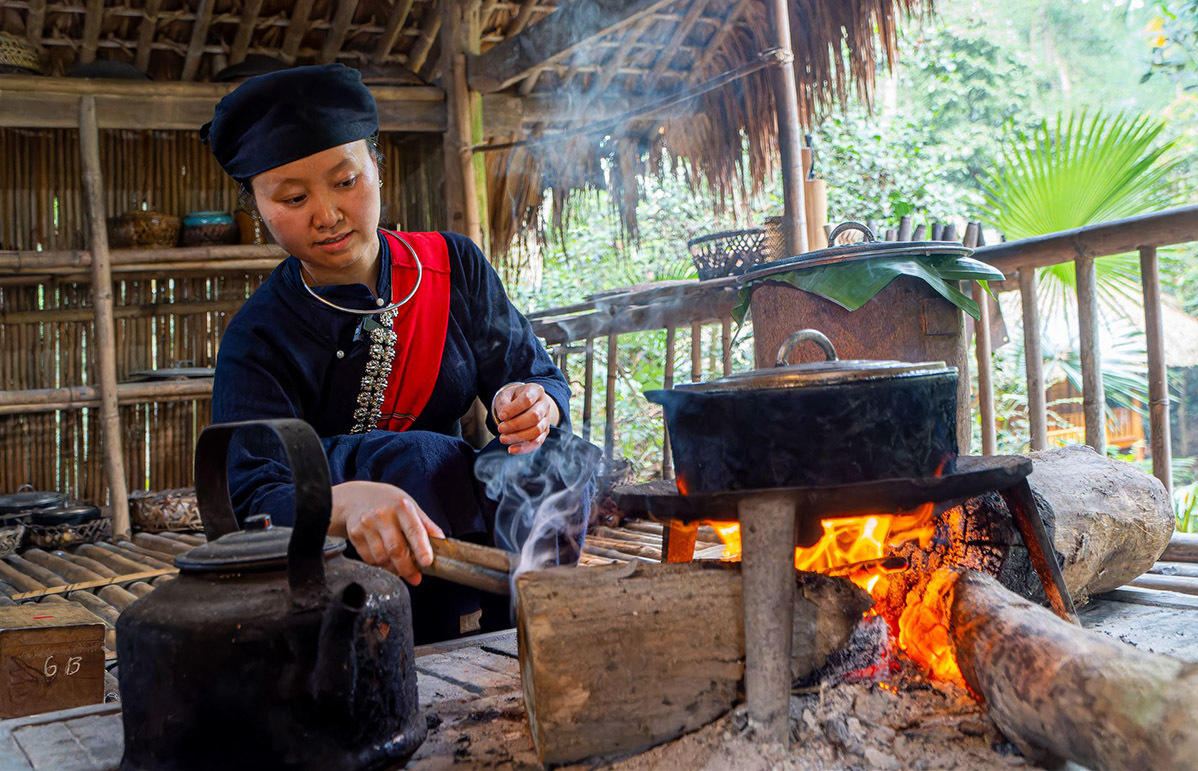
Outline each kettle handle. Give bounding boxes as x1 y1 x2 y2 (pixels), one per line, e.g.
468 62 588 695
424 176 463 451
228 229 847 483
776 329 839 366
194 419 332 601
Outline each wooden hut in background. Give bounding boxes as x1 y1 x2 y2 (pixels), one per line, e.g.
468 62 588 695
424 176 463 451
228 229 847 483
0 0 929 535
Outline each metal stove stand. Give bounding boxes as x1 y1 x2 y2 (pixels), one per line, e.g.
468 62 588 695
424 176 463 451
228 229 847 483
612 455 1077 744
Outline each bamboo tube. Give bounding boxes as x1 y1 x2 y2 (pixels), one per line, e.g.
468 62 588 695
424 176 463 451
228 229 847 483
1075 255 1106 453
582 337 594 442
0 560 48 593
132 531 193 555
1139 246 1172 494
11 568 176 601
583 536 662 560
80 96 131 538
126 581 154 597
429 537 514 573
56 550 119 578
97 584 140 610
103 540 175 569
5 555 68 587
1018 268 1047 450
76 543 157 574
68 590 121 628
21 549 105 584
604 332 617 458
972 281 996 455
172 533 207 547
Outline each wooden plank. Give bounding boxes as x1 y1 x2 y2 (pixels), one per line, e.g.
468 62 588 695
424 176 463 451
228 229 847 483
79 96 129 540
1140 246 1172 495
134 0 163 72
467 0 677 92
1098 586 1198 611
1075 255 1106 454
973 281 996 455
180 0 216 81
1019 268 1047 450
0 76 445 132
1163 533 1198 563
375 0 417 60
228 0 265 65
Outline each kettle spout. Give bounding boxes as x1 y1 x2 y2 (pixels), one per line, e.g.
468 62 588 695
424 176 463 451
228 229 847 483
311 582 366 704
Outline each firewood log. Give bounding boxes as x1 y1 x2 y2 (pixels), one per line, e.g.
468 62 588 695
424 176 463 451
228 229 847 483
515 561 870 766
948 570 1198 770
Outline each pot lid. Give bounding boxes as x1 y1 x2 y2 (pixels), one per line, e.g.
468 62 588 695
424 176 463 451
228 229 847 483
674 329 954 393
737 221 972 283
174 514 345 572
0 490 69 515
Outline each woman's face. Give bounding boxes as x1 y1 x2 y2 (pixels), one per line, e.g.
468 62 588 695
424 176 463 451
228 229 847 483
251 139 381 276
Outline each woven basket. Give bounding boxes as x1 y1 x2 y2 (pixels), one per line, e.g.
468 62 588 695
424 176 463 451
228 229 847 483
129 488 202 533
108 211 181 249
0 33 41 75
0 525 25 557
27 517 111 550
686 228 768 280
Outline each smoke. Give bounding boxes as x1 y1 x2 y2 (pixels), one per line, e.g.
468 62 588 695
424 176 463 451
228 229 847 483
474 428 601 585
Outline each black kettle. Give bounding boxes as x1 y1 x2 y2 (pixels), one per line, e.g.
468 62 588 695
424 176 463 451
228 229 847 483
117 419 426 770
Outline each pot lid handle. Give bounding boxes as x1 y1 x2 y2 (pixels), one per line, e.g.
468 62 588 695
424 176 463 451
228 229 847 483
827 221 876 245
194 419 332 603
776 329 839 366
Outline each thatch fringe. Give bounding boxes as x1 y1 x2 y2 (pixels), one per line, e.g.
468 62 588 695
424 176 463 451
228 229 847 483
485 0 931 260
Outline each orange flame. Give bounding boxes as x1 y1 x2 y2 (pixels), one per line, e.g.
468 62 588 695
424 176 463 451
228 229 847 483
708 499 961 682
897 569 963 685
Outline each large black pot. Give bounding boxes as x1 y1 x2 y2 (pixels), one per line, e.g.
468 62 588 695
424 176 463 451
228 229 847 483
647 330 958 493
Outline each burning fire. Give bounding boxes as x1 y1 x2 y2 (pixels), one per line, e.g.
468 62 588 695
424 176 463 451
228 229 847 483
709 501 965 682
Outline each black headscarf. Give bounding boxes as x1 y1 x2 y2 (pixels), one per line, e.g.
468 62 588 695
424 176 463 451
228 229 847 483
201 64 379 181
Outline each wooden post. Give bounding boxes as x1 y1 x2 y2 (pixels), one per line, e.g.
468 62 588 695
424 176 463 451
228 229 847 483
972 281 996 455
1019 268 1048 451
79 96 130 538
766 0 808 256
1140 246 1171 494
662 325 675 480
441 0 484 246
720 317 732 376
1075 256 1106 454
690 322 702 383
604 333 617 458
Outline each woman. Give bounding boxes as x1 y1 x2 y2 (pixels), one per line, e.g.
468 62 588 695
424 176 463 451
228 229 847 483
205 64 587 642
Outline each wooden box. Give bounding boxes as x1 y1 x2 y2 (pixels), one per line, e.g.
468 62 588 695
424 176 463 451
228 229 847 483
0 603 106 718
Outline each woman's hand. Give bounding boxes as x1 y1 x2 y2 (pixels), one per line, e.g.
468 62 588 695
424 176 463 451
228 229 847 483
329 480 445 585
493 382 560 455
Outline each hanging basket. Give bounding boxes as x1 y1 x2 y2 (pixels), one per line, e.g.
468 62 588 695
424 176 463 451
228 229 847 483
686 228 768 280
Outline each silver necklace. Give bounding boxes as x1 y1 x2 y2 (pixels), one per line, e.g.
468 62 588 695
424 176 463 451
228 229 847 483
299 230 424 315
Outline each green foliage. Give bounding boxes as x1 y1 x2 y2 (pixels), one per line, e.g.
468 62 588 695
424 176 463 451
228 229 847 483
1175 481 1198 533
1146 0 1198 90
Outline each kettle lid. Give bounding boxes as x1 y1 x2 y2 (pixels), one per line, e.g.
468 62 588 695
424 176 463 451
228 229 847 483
175 514 346 573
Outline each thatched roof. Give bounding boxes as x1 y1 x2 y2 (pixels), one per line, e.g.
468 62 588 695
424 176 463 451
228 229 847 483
0 0 931 256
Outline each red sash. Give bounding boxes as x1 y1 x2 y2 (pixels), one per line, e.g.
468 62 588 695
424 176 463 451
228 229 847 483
375 230 451 432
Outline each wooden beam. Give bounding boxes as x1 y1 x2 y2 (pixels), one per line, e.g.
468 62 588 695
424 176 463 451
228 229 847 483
374 0 415 60
25 0 46 48
1075 255 1106 454
319 0 360 63
767 0 808 256
1140 246 1172 495
180 0 216 81
134 0 163 72
78 95 130 540
975 205 1198 275
79 0 105 65
281 0 317 64
229 0 264 65
686 0 752 84
1019 268 1048 451
408 9 443 73
467 0 677 92
0 76 446 132
644 0 707 89
0 380 214 416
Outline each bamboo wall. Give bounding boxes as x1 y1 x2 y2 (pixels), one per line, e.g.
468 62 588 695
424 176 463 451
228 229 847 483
0 128 447 503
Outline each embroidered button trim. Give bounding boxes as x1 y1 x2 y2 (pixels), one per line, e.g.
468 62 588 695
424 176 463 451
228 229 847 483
350 307 399 433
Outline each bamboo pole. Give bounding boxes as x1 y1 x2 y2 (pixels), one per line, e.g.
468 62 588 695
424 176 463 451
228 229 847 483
720 316 732 376
440 1 482 244
582 337 594 443
1075 255 1106 454
79 95 130 538
1140 246 1171 495
662 325 675 480
605 332 617 458
1019 268 1048 451
690 321 701 382
766 0 808 256
971 281 997 455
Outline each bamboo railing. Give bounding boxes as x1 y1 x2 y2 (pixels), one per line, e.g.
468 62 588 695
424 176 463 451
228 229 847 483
528 205 1198 497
